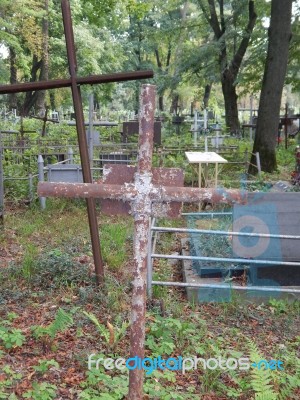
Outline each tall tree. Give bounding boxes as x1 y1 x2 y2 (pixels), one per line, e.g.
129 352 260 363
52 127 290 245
35 0 49 116
249 0 293 174
197 0 257 131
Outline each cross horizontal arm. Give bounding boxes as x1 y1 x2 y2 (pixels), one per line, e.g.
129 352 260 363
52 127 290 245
38 181 247 205
0 70 154 94
38 181 137 201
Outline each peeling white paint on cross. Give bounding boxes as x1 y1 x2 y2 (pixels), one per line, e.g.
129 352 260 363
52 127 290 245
38 84 246 399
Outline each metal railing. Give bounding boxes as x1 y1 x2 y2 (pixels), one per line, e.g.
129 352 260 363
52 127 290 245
147 214 300 299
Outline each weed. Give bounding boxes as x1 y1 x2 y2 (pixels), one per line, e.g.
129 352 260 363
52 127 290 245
33 359 60 374
29 251 92 289
0 322 26 349
31 308 73 350
0 365 23 399
100 221 132 270
23 382 57 400
83 311 129 347
268 299 288 315
21 243 39 278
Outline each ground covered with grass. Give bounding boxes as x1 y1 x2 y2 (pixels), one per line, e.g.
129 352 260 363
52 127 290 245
0 200 299 399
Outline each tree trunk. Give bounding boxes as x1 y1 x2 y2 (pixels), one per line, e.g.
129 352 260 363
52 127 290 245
168 2 189 114
198 0 256 132
203 83 212 108
36 0 49 116
158 95 164 112
249 0 292 174
22 55 42 116
221 71 239 131
49 91 56 111
9 47 17 110
170 94 179 114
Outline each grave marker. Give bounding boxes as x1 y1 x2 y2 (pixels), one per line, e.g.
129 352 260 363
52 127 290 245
39 84 246 399
0 0 153 284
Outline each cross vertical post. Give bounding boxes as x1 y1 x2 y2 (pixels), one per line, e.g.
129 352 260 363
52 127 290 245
61 0 104 284
128 85 155 399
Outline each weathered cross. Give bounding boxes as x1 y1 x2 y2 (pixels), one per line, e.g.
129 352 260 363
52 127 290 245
38 84 246 399
0 0 153 285
31 106 59 137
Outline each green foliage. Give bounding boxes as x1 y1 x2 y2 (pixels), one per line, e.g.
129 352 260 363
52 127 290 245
248 340 277 399
0 365 23 399
31 308 73 340
145 315 199 357
82 311 129 345
21 243 39 278
33 359 60 374
268 299 288 315
246 339 300 400
100 222 131 270
23 382 57 400
0 322 26 349
29 251 91 289
79 366 129 399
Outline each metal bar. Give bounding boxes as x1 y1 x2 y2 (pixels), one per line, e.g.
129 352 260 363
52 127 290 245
38 181 137 200
3 177 33 181
152 226 300 240
28 173 33 204
68 147 73 163
0 146 4 224
182 212 233 216
151 253 300 267
88 93 94 164
159 186 246 204
61 0 104 284
147 218 156 297
38 156 46 210
152 280 300 294
38 181 247 206
129 84 156 400
46 167 82 170
0 70 154 94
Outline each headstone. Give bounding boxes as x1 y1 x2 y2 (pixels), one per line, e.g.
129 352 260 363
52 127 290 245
47 164 83 183
122 121 161 145
232 192 300 285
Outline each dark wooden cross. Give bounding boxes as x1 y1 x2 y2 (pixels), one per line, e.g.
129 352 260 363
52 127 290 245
0 0 153 285
38 85 246 399
31 106 59 137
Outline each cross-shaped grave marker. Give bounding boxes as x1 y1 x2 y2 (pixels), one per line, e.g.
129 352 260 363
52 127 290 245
31 106 59 137
0 0 153 285
38 84 246 399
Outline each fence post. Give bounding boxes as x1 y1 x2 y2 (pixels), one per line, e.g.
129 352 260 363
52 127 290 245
204 108 208 129
38 155 46 210
28 173 33 205
215 122 220 150
244 149 249 174
0 147 4 224
88 93 94 165
147 218 154 298
250 95 253 142
205 136 208 152
68 147 73 163
256 152 261 176
193 110 198 147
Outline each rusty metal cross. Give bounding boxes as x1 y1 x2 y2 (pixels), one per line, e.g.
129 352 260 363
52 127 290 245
38 85 245 399
0 0 153 285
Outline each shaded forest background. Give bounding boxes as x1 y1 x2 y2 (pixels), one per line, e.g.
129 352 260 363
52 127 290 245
0 0 299 172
